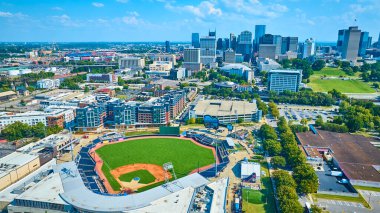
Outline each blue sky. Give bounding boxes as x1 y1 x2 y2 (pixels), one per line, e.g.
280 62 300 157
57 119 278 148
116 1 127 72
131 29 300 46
0 0 379 42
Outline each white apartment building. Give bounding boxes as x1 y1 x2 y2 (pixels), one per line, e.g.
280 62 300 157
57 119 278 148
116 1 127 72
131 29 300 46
148 61 173 71
36 79 61 89
119 57 145 69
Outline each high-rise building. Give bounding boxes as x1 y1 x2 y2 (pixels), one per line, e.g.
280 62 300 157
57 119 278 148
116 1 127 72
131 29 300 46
223 38 230 50
165 41 170 53
260 34 274 44
217 38 223 50
183 48 202 72
341 26 361 61
237 30 253 62
192 33 200 48
273 35 282 55
224 49 236 63
258 44 276 59
337 29 347 53
302 38 315 58
255 25 266 51
184 48 201 63
268 69 302 93
230 33 237 51
209 30 216 37
281 37 298 54
200 35 216 65
359 32 370 56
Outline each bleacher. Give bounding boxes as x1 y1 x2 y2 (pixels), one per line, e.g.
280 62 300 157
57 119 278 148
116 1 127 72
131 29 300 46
75 140 106 194
185 132 230 178
187 133 215 146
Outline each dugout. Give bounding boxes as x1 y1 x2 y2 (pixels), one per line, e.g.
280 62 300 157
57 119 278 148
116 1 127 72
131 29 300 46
159 126 180 135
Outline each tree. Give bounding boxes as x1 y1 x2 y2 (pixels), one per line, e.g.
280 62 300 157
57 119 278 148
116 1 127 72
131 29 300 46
293 164 319 194
315 115 323 127
271 156 286 168
268 101 280 118
84 86 90 93
117 76 125 86
312 60 326 71
300 118 308 126
264 139 282 156
311 205 323 213
164 86 171 90
237 117 244 123
273 170 297 188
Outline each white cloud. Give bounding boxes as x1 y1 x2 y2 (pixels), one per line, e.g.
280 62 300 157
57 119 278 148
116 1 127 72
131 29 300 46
52 7 64 11
122 16 139 25
165 1 222 19
116 0 128 3
0 11 26 18
92 2 104 8
52 14 81 27
0 11 13 17
128 11 139 16
221 0 288 18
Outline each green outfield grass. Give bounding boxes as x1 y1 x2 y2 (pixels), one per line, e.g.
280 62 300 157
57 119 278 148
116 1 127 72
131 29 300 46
124 130 159 137
308 78 375 93
96 137 215 191
119 170 156 184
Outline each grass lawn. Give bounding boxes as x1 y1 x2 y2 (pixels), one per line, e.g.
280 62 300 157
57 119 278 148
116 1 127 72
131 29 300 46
354 185 380 192
96 138 215 191
118 170 156 184
312 193 370 208
125 130 159 137
308 78 375 93
313 67 347 77
242 161 276 213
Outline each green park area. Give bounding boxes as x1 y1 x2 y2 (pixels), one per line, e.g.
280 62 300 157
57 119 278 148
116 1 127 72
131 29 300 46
96 137 215 191
308 67 374 93
242 162 276 213
119 170 156 184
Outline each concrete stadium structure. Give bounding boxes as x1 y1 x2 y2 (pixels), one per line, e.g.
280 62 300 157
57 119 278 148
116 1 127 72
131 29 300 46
2 135 229 213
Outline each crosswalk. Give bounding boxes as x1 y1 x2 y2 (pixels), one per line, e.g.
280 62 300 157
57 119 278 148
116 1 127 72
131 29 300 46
319 199 365 208
360 190 380 197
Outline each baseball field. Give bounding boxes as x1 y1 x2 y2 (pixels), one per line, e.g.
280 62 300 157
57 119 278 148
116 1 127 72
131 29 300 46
93 137 215 193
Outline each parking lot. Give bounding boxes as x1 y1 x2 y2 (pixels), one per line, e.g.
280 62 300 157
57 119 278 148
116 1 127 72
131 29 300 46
279 107 337 124
317 162 356 193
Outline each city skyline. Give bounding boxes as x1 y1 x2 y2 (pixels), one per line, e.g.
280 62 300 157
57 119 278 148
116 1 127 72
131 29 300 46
0 0 380 42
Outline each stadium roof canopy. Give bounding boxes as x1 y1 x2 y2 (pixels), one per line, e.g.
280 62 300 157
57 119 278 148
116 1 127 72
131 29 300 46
56 162 209 212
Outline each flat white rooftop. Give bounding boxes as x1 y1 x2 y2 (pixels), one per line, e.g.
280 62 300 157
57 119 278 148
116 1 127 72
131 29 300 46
14 172 66 205
193 100 257 117
0 152 39 179
0 159 56 203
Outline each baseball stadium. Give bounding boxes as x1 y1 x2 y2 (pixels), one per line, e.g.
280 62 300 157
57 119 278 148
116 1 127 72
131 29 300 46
50 128 230 212
91 136 217 193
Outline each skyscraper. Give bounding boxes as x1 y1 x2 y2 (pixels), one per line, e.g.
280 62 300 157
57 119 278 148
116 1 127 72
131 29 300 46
183 48 202 72
337 29 347 53
341 26 361 61
165 41 170 53
273 35 282 55
192 33 200 48
230 33 237 51
281 37 298 54
223 38 230 50
302 38 315 58
209 30 216 37
358 32 370 56
200 34 216 65
237 30 253 62
255 25 266 51
217 38 223 50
